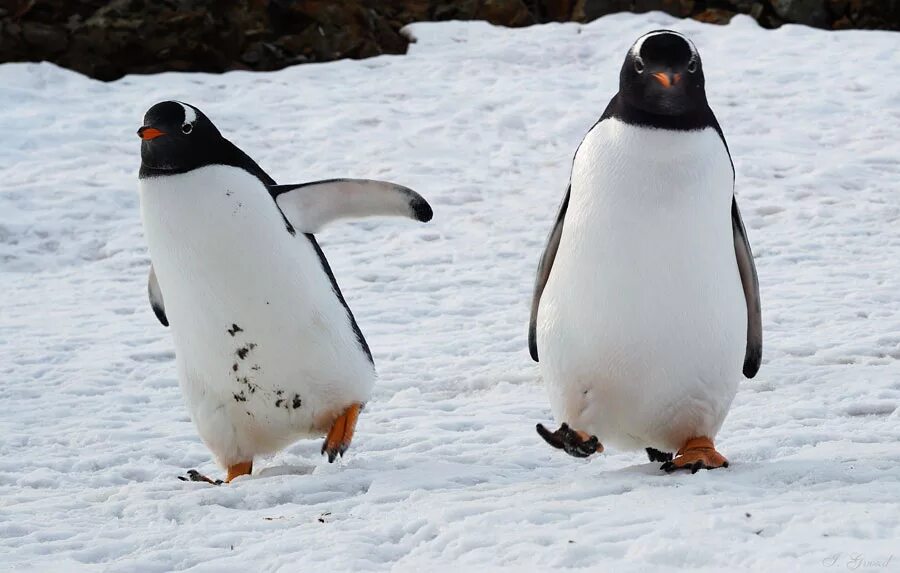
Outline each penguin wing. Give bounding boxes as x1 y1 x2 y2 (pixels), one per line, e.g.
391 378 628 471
528 185 570 362
148 265 168 327
732 197 762 378
268 179 433 233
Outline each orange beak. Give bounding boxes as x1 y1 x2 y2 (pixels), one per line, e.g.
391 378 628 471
651 72 681 88
138 126 165 140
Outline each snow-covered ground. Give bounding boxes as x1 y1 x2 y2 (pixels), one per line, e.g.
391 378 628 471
2 11 899 572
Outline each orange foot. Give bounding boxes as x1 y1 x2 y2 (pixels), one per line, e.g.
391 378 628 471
179 461 253 485
536 422 604 458
661 437 729 474
322 403 361 463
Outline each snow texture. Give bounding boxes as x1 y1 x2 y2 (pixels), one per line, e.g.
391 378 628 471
1 12 899 572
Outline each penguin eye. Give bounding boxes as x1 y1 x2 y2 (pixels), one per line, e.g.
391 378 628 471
687 59 698 74
181 123 193 135
634 58 645 74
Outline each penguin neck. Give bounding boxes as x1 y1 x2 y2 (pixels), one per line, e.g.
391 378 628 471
139 137 275 186
601 93 718 134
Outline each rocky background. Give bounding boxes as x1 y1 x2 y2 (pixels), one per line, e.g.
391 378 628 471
1 0 898 81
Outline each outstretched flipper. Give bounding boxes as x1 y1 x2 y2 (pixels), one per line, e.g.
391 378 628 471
269 179 432 233
148 265 168 327
732 198 762 378
536 422 603 458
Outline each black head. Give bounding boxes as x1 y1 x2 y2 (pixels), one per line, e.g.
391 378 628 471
138 101 224 176
620 30 706 117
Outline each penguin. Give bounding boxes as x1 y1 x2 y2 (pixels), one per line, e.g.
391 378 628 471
529 30 762 473
138 101 433 484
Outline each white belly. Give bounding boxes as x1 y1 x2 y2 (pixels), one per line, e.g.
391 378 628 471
140 165 375 466
537 118 746 452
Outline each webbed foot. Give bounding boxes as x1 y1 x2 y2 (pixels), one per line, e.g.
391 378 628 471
660 437 728 473
322 403 361 463
536 422 603 458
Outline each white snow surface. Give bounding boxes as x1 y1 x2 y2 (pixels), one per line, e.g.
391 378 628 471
2 12 899 572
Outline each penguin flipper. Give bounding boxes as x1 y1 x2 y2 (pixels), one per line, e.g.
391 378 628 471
528 185 570 362
268 179 432 233
148 265 168 327
732 197 762 378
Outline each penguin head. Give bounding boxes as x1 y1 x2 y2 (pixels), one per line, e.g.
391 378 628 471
138 101 221 174
620 30 706 116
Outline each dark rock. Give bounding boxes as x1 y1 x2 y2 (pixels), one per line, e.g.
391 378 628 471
430 0 534 26
0 0 897 81
845 0 900 30
22 22 68 53
722 0 758 10
634 0 696 18
477 0 535 27
577 0 634 21
828 0 850 13
540 0 579 21
770 0 830 27
694 9 738 24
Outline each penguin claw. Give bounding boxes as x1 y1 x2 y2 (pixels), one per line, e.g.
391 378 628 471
179 469 223 485
536 422 566 449
661 459 711 474
646 447 674 463
536 423 603 458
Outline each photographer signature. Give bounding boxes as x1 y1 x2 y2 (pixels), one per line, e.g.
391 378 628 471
823 553 894 569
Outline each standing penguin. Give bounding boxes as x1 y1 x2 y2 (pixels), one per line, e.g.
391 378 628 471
529 31 762 472
138 101 432 483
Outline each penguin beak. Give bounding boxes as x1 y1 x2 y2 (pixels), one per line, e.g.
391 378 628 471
138 126 165 140
651 72 681 88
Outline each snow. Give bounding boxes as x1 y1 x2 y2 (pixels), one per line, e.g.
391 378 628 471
2 11 899 572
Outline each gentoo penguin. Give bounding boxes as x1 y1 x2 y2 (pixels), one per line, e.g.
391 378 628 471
138 101 432 484
529 30 762 472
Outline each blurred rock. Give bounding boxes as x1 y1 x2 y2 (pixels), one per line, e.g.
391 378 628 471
693 9 738 25
771 0 829 27
577 1 634 21
634 0 696 18
1 0 897 81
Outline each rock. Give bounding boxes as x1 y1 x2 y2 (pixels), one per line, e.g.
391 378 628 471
831 15 853 28
721 0 757 10
633 0 696 18
845 0 900 29
828 0 850 14
0 1 897 81
770 0 830 27
576 0 634 21
430 0 534 26
540 0 579 21
21 22 68 53
750 2 766 20
476 0 535 27
693 8 738 25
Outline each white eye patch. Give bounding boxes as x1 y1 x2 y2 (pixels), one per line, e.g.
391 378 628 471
178 101 197 125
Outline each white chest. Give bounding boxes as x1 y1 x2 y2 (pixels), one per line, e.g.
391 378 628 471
537 119 746 448
139 166 313 341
